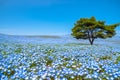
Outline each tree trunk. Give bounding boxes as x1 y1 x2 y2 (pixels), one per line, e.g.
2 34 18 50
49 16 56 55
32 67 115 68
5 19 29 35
88 30 95 45
88 37 94 45
90 41 93 45
91 39 94 45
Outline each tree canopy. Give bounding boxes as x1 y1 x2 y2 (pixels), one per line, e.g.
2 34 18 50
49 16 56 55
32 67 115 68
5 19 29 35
71 16 120 45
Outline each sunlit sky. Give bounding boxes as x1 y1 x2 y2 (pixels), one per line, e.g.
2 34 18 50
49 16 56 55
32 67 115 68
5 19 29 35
0 0 120 35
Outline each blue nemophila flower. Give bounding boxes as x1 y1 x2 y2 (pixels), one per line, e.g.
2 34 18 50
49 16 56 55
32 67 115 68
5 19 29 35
86 74 92 79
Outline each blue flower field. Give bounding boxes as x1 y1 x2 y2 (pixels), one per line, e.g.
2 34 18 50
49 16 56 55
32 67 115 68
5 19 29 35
0 34 120 80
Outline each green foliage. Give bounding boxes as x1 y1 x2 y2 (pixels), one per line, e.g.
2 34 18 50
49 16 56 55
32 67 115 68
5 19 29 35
71 16 120 45
115 56 120 64
30 63 37 68
2 51 8 55
99 56 112 60
45 56 54 66
3 69 16 79
44 49 56 55
15 48 22 53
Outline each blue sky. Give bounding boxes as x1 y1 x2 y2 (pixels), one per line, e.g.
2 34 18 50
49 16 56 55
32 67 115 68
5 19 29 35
0 0 120 35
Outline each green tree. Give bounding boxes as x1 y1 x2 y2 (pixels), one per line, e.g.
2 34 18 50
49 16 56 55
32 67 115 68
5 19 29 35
71 16 119 45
